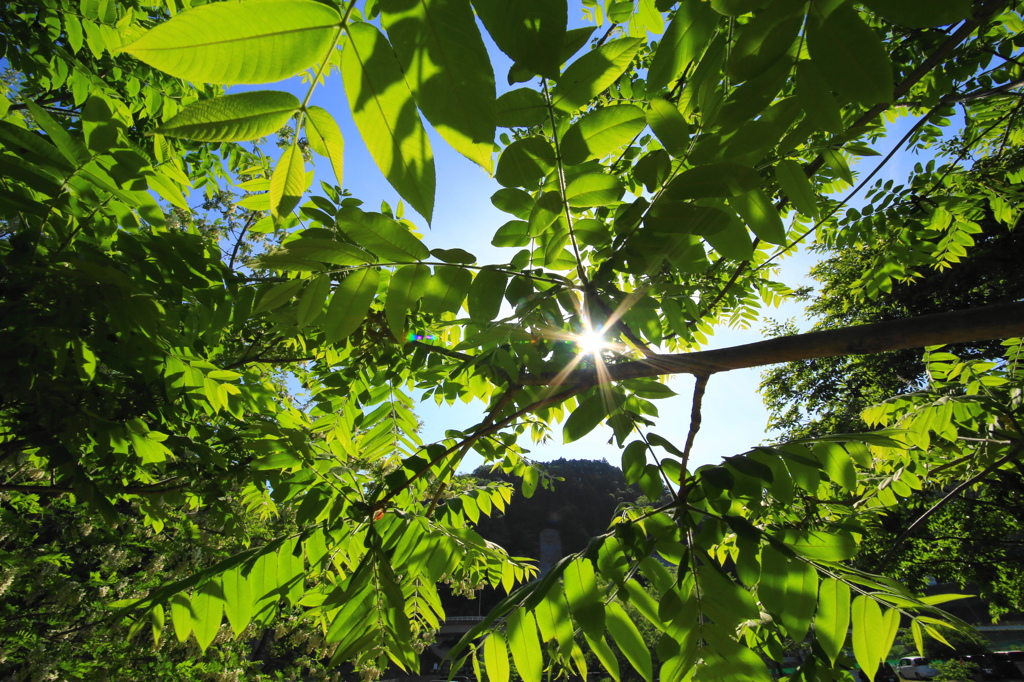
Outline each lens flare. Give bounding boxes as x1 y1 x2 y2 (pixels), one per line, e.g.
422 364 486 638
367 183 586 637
575 329 607 356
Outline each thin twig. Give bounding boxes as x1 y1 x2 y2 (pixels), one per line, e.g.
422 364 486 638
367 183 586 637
878 444 1023 569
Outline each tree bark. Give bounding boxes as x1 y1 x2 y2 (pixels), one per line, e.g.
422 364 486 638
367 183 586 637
522 301 1024 385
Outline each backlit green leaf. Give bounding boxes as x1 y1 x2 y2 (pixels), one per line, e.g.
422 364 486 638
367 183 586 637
664 162 762 199
565 173 624 208
472 0 567 79
775 159 819 219
305 106 344 185
386 263 430 340
728 188 786 245
552 38 644 113
422 265 472 314
323 268 380 343
646 0 719 91
155 91 298 142
815 578 851 665
647 98 690 157
808 3 893 106
191 579 224 652
122 0 341 84
496 88 548 128
507 610 543 682
495 137 556 189
796 60 845 134
561 104 647 166
221 568 254 638
343 22 435 222
607 601 653 682
336 208 430 262
381 0 495 171
468 268 508 322
270 143 307 219
483 631 511 682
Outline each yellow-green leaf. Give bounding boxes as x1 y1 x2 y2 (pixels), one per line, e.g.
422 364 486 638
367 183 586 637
381 0 495 171
336 208 430 262
385 263 430 341
561 104 647 165
552 38 644 113
122 0 341 84
646 0 719 91
815 578 851 665
222 568 254 638
155 91 298 142
483 631 511 682
775 159 820 219
305 106 344 185
323 268 380 343
342 22 435 222
507 610 543 682
606 602 652 682
269 143 307 219
191 579 224 652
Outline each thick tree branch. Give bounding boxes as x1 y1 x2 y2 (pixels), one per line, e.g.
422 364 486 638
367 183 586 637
521 301 1024 385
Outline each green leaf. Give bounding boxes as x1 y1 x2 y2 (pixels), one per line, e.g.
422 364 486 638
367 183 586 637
775 159 819 219
851 595 891 682
664 162 762 199
507 610 543 682
381 0 495 171
702 212 753 261
222 568 254 638
796 60 845 134
585 632 622 682
812 442 856 491
496 88 548 128
808 3 894 106
551 38 644 113
483 631 511 682
491 188 535 220
472 0 567 79
386 263 430 340
322 268 380 343
561 104 647 166
275 238 374 265
728 189 786 245
621 441 647 485
564 558 604 638
646 98 690 157
430 248 476 264
343 21 435 222
468 268 508 322
297 274 332 328
122 0 341 84
191 579 224 652
861 0 971 28
155 91 298 142
496 136 556 189
305 105 344 185
564 392 624 443
336 208 430 261
565 173 624 208
776 529 858 561
726 0 802 82
646 0 719 92
606 601 653 682
270 143 307 219
815 578 851 665
170 593 192 643
421 265 472 314
491 220 531 247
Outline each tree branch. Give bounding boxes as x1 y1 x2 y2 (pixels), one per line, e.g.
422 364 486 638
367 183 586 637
878 443 1023 569
520 301 1024 385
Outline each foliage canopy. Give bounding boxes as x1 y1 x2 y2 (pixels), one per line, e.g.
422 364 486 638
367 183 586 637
3 0 1024 680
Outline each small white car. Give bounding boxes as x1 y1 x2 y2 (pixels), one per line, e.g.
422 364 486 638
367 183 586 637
896 657 939 680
